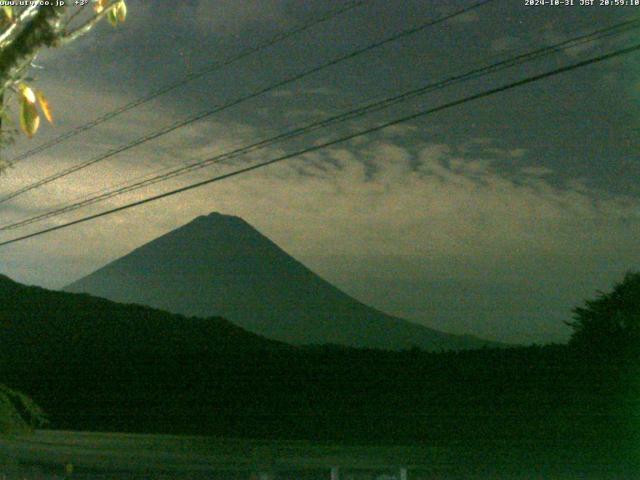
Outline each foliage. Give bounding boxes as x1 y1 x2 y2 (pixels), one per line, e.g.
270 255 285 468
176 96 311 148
567 271 640 356
0 384 47 433
0 1 128 171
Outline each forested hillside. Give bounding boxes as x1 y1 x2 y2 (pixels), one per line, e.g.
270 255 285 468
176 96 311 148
0 274 637 469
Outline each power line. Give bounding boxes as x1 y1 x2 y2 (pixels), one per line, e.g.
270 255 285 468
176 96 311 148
1 41 637 248
0 0 495 205
1 20 636 232
5 0 368 166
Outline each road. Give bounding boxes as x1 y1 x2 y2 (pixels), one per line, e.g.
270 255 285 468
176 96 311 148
0 430 633 479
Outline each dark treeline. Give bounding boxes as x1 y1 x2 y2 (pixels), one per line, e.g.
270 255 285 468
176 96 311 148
0 274 638 469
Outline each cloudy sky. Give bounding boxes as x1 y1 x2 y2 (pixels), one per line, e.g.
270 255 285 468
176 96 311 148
0 0 638 344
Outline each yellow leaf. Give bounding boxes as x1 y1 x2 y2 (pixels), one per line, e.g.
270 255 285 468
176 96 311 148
107 8 118 26
116 1 127 22
2 6 13 21
18 83 36 104
36 90 53 124
20 97 40 138
93 0 108 13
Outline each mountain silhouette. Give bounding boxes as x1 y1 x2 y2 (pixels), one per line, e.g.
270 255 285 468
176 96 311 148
0 272 284 359
0 273 292 432
65 212 493 350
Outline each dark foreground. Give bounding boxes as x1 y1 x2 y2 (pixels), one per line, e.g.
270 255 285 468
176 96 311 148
0 276 638 478
0 430 637 480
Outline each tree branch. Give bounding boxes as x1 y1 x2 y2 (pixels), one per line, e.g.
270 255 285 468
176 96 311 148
0 5 67 94
59 1 121 46
0 5 40 48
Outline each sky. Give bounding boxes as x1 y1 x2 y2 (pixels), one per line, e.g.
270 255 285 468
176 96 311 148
0 0 638 344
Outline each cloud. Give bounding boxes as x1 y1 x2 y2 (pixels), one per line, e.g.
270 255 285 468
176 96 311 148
185 0 290 36
270 87 336 98
6 133 639 268
521 166 553 177
446 9 480 24
540 26 600 59
82 136 635 266
2 128 639 343
490 36 521 53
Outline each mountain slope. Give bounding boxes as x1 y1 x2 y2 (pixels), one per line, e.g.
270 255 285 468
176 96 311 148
65 212 492 351
0 274 291 433
0 273 283 360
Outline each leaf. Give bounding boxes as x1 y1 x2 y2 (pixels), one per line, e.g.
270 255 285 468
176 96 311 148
17 83 36 104
2 6 13 21
93 0 108 13
116 1 127 22
20 97 40 138
35 90 53 124
107 8 118 26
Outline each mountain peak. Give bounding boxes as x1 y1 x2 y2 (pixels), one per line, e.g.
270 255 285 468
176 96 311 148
203 211 241 221
188 212 251 229
65 214 495 351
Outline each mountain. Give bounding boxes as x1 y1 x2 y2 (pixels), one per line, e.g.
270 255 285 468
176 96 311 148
0 273 283 360
65 212 492 351
0 274 290 433
1 274 491 437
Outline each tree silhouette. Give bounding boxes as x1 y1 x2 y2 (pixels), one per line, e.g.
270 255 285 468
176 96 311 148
567 271 640 356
